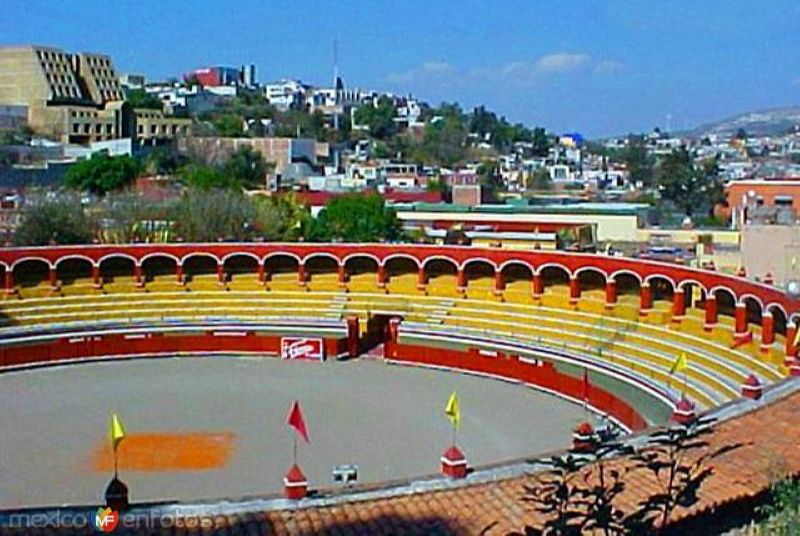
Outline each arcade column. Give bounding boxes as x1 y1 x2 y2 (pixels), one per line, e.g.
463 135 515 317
703 295 717 331
175 263 184 285
4 270 14 295
760 311 774 353
297 263 307 286
92 265 102 289
216 263 226 285
568 276 580 304
337 264 347 287
639 283 652 316
786 321 798 362
376 265 387 288
671 288 686 323
49 267 59 290
532 273 543 298
604 280 617 308
416 267 428 290
734 303 748 338
134 264 144 288
456 269 467 293
493 270 506 295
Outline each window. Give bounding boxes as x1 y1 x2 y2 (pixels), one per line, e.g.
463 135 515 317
774 195 793 207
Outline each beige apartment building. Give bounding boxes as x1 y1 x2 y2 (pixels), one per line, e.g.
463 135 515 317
0 45 189 144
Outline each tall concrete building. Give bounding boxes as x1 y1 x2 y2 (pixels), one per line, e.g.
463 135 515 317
0 45 189 145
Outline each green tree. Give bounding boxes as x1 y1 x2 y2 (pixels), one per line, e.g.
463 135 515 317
353 97 397 140
251 193 310 240
426 177 448 195
98 191 164 243
477 159 503 202
223 146 272 189
415 104 468 166
64 153 141 195
142 146 187 176
212 114 245 137
15 196 95 245
170 188 254 242
179 163 240 190
758 478 800 532
620 135 654 187
656 149 723 217
307 193 403 242
125 88 163 110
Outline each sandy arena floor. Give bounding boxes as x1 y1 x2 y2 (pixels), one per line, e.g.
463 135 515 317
0 356 588 509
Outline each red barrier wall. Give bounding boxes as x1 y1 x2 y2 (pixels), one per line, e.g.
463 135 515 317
385 340 649 431
0 331 347 369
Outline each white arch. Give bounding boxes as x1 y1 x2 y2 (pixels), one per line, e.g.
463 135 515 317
609 269 643 284
180 252 222 266
221 251 262 265
676 278 708 294
498 259 535 274
644 273 677 289
98 253 139 267
535 262 573 278
381 253 422 269
739 293 765 312
574 266 609 280
262 251 302 264
139 252 181 265
708 285 738 303
421 255 460 270
459 257 498 271
54 254 96 269
10 256 53 270
766 302 789 320
301 252 342 266
342 252 382 266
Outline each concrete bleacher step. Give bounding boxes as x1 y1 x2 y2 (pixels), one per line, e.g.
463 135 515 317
0 279 785 410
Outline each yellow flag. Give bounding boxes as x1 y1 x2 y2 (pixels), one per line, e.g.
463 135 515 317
109 412 126 451
793 326 800 348
445 391 460 429
670 353 688 375
792 256 798 270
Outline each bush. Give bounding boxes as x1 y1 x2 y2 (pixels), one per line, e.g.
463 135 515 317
15 196 95 245
64 153 141 195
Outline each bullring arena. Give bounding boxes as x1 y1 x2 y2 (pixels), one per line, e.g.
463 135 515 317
1 243 800 533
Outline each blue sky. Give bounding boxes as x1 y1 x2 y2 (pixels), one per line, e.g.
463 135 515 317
2 0 798 137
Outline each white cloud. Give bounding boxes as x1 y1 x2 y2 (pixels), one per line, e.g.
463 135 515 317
385 61 456 84
535 52 591 73
385 53 619 89
594 59 624 75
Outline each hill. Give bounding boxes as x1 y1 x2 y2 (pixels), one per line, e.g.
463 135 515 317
689 106 800 138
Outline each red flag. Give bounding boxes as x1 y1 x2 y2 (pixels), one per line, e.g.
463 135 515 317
286 400 309 443
581 369 590 403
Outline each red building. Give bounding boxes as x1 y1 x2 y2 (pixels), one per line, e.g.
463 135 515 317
183 66 240 87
